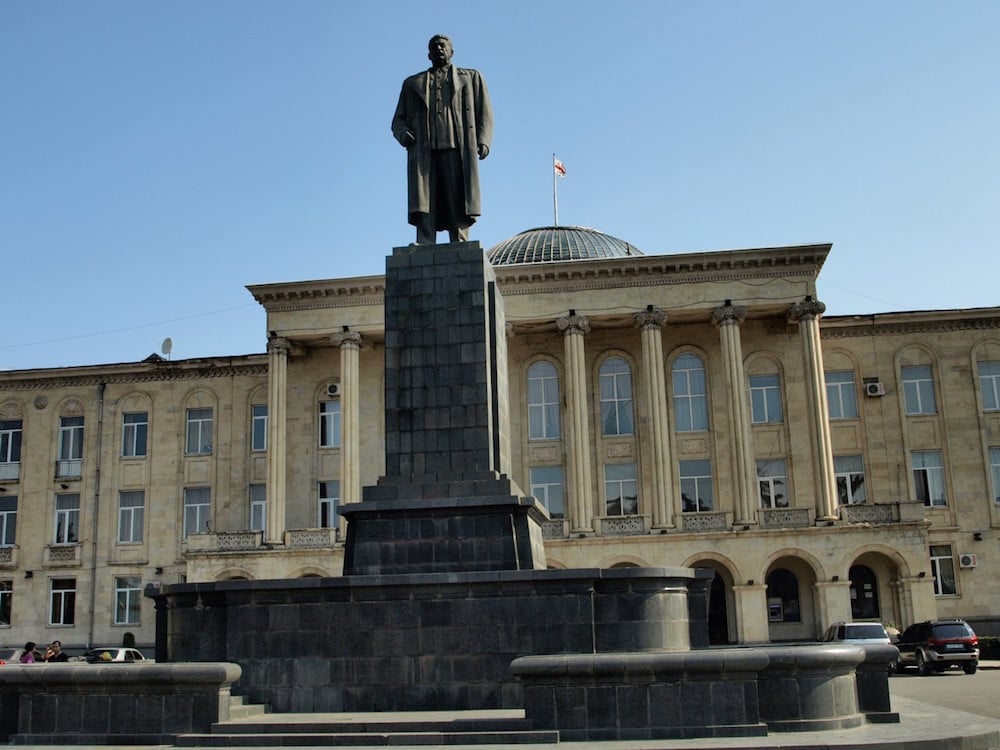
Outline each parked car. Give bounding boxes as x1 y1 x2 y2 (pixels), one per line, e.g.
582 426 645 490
894 619 979 675
83 647 148 664
820 622 892 645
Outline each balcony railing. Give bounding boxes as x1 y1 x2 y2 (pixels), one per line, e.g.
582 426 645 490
599 515 648 536
44 544 82 566
541 519 568 539
55 459 82 478
0 462 19 481
285 528 338 548
185 528 341 553
680 511 730 532
759 507 812 528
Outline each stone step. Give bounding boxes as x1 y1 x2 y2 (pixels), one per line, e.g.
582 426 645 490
175 729 559 746
227 695 268 720
174 710 559 747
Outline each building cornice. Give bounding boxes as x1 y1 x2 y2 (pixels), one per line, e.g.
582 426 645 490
493 244 831 296
821 308 1000 338
0 357 267 391
247 276 386 313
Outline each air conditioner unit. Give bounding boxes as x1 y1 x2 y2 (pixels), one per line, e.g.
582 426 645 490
865 382 886 397
959 553 977 569
326 383 340 397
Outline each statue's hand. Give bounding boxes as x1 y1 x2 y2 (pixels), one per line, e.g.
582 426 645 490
400 131 416 148
478 143 489 160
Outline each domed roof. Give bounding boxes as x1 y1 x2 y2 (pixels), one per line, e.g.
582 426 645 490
487 226 644 265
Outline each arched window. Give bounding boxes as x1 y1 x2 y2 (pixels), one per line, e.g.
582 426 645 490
527 362 560 440
849 565 880 619
599 357 634 436
765 568 800 622
672 353 708 432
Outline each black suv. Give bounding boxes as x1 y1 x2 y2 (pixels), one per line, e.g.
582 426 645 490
894 619 979 675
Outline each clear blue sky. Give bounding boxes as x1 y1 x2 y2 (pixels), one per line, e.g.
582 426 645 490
2 1 998 370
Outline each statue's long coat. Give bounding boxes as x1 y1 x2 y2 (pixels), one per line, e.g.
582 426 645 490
391 65 493 225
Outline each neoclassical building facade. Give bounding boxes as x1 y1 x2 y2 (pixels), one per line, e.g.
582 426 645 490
1 227 998 650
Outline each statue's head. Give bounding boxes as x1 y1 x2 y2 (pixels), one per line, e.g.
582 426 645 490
428 35 453 68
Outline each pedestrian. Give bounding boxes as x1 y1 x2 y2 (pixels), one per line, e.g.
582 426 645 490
19 641 37 663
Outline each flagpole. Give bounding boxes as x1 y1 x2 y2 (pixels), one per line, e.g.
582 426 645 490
552 153 559 226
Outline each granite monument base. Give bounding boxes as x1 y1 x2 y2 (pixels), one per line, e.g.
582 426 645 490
150 567 712 713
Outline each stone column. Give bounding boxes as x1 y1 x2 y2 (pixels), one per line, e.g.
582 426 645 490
711 302 756 527
331 330 364 507
634 307 674 529
265 336 290 546
813 579 853 628
732 582 771 644
557 312 594 533
789 297 838 522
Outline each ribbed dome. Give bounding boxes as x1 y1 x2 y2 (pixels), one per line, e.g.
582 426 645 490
487 226 644 265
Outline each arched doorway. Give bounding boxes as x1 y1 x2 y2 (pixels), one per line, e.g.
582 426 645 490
849 564 880 619
765 556 818 641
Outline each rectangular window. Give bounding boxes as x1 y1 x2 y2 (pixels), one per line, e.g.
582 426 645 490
834 455 866 505
527 362 561 440
114 576 142 625
49 578 76 626
319 480 339 529
249 483 266 532
990 447 1000 505
825 371 858 419
672 354 709 432
185 408 213 454
57 416 84 477
902 365 936 415
251 404 268 452
121 412 148 457
756 458 788 508
319 401 341 448
0 419 22 481
913 450 946 506
599 358 635 436
117 490 145 544
749 374 782 424
979 361 1000 411
0 496 16 546
604 463 638 516
929 544 957 596
0 581 10 626
54 494 80 544
183 487 211 538
529 466 565 518
680 459 714 513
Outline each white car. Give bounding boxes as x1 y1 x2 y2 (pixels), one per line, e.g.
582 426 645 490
820 622 892 645
83 647 149 663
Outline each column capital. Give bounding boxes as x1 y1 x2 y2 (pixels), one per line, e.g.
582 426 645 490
634 307 667 330
711 302 747 328
556 312 590 336
267 336 292 356
330 330 365 350
788 296 827 322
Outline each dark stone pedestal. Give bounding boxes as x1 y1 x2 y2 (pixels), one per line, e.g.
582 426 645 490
342 241 546 574
149 567 705 713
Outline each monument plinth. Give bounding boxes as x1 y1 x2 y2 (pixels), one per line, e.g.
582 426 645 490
342 241 547 575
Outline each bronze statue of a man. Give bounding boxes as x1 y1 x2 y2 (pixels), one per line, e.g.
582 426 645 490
392 35 493 244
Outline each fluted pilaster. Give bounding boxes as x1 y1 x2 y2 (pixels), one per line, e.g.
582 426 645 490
331 330 365 507
712 302 756 526
557 313 594 533
634 307 674 528
789 297 838 521
265 336 290 545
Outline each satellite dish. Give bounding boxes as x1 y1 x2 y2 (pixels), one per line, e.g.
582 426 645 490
161 337 173 358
